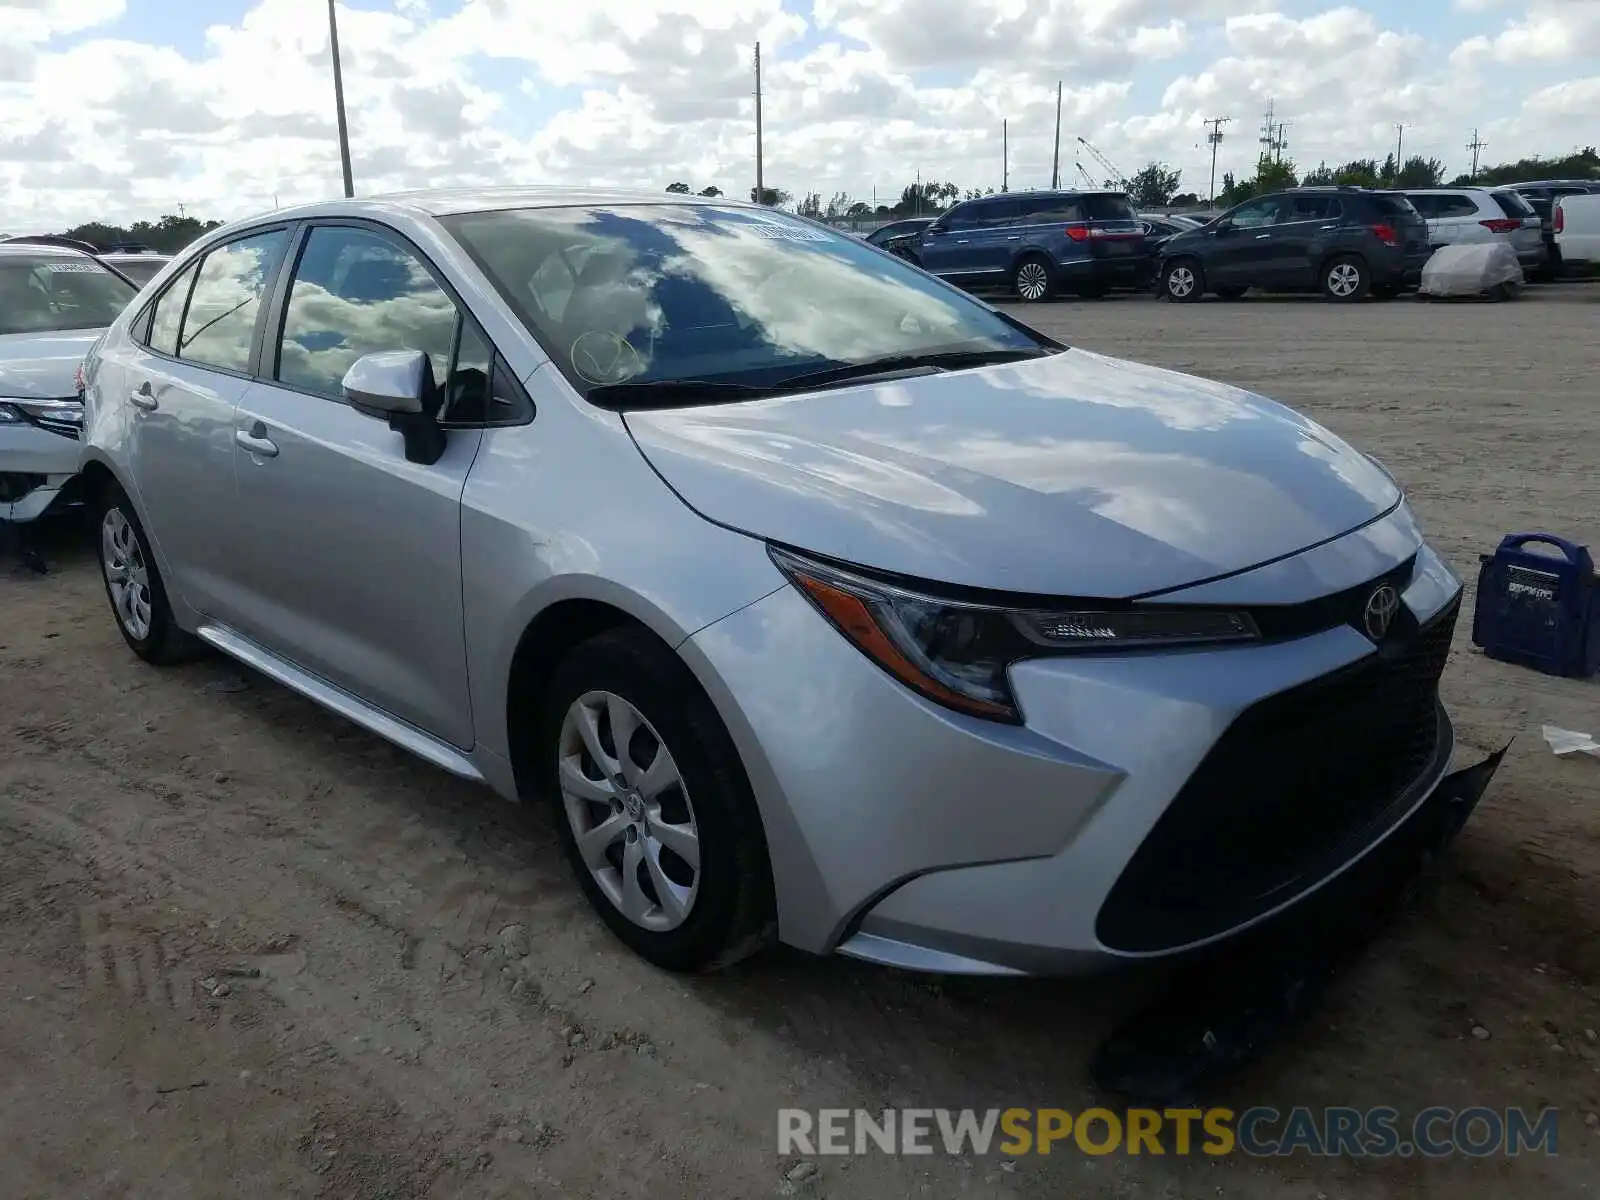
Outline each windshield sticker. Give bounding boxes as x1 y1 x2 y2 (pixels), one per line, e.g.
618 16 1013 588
739 221 832 243
42 262 103 273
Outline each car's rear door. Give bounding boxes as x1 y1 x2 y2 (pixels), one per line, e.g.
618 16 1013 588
223 220 486 749
1269 193 1342 286
115 226 292 614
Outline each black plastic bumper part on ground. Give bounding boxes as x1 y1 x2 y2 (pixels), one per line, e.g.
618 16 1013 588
1090 742 1508 1106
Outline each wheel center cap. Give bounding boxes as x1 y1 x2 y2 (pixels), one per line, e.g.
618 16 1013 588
622 790 645 821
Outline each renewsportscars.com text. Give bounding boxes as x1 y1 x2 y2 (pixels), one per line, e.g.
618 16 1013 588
777 1106 1560 1158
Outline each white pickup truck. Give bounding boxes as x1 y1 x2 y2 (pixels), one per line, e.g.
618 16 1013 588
1554 193 1600 267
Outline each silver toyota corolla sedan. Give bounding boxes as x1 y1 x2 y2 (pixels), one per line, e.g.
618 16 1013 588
79 187 1466 976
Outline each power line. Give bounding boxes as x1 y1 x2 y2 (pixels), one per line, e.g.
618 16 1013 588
1050 82 1062 190
327 0 354 198
1467 129 1487 181
753 43 764 205
1204 116 1231 205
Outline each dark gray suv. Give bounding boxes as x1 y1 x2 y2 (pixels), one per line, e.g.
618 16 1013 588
893 191 1148 301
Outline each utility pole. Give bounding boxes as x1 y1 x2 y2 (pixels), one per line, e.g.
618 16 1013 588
753 43 764 206
1204 116 1231 206
1395 123 1405 169
1467 129 1486 181
1050 82 1062 190
1002 119 1008 193
328 0 354 198
1258 101 1288 163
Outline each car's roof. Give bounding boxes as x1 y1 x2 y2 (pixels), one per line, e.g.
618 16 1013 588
0 242 96 259
262 185 757 223
1403 185 1494 193
100 251 171 260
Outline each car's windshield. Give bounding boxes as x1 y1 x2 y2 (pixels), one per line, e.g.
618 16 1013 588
0 254 137 334
108 257 168 285
438 204 1051 402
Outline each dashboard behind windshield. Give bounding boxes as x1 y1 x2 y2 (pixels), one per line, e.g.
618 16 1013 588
439 204 1049 401
0 255 136 335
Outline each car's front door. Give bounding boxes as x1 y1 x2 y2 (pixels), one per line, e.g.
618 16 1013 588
1205 197 1285 287
223 221 485 749
119 227 291 614
917 203 988 279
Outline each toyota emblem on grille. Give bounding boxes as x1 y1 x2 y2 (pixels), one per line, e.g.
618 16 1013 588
1362 583 1401 642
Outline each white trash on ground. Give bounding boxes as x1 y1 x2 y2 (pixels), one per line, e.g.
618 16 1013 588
1419 242 1524 299
1542 725 1600 757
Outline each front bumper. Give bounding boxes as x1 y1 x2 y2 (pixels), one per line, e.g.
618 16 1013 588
683 506 1466 976
1 421 82 523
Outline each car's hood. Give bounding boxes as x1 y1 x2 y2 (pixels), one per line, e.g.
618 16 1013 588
623 348 1402 598
0 330 101 400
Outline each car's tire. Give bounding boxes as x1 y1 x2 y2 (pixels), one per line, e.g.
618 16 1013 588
95 482 202 665
540 628 776 973
1321 255 1369 302
1214 285 1248 300
1012 255 1056 302
1162 258 1204 302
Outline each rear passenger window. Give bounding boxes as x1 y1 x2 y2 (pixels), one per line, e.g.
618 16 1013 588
177 230 288 372
1287 195 1340 221
1433 194 1479 218
145 260 199 357
276 225 458 400
1019 196 1084 222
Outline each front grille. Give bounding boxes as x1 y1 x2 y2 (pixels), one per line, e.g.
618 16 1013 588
1096 598 1459 953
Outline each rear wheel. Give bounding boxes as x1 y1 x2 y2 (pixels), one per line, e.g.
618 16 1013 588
540 629 776 973
1162 259 1203 302
1322 255 1369 302
1012 256 1056 302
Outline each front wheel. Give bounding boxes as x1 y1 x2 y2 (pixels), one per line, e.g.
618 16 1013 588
96 484 201 665
1322 255 1369 302
541 629 776 973
1162 260 1204 302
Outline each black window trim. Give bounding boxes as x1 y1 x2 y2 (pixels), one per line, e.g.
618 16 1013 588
258 216 533 429
129 222 298 383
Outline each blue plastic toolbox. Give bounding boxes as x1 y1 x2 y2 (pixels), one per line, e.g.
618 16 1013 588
1471 532 1600 678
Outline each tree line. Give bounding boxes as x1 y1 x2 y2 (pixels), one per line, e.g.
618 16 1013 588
669 144 1600 220
38 213 226 254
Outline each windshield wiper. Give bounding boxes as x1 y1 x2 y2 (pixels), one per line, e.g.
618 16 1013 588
768 347 1052 392
585 379 775 409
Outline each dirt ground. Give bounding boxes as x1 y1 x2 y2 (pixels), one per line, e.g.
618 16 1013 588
3 286 1598 1199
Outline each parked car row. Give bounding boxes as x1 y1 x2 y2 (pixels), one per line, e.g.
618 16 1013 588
5 187 1481 985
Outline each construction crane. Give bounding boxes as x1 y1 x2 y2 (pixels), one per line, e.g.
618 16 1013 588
1073 160 1097 189
1076 136 1130 190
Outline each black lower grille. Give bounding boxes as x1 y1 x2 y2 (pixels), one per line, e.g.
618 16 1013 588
1097 599 1459 953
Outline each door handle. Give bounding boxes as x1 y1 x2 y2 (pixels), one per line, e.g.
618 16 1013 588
129 382 158 411
1320 224 1338 230
235 422 278 458
1005 236 1020 241
1255 233 1271 240
954 239 970 244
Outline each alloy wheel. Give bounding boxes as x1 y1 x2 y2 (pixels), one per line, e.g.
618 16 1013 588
101 507 153 641
557 690 701 932
1166 266 1196 299
1327 263 1362 298
1015 261 1050 301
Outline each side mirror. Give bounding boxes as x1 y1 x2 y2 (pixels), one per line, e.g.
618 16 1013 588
925 223 945 236
1212 219 1233 235
341 349 446 466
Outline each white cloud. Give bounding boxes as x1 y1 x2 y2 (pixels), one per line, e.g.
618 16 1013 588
0 0 1595 230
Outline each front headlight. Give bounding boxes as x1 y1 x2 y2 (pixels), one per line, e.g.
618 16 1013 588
0 397 84 426
769 546 1260 724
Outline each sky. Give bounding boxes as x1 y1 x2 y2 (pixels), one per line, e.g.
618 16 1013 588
0 0 1596 228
